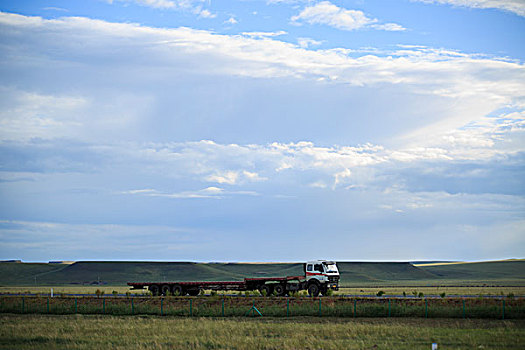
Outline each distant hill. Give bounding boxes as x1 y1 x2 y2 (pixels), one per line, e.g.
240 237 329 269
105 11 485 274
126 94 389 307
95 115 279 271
336 262 438 283
0 259 523 286
416 260 525 282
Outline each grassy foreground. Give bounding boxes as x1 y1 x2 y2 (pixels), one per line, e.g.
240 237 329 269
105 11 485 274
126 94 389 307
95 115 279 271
2 285 524 297
1 315 523 350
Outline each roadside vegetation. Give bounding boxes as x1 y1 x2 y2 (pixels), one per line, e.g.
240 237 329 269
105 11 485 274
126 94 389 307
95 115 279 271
1 314 523 350
1 295 523 319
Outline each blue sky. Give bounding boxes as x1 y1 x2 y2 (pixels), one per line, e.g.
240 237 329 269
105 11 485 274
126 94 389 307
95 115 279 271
0 0 524 262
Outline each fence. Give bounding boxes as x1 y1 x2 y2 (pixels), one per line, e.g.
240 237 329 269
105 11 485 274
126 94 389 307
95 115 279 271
1 296 523 319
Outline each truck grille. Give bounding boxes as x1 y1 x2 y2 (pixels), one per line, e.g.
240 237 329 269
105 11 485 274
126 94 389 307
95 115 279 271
328 276 339 283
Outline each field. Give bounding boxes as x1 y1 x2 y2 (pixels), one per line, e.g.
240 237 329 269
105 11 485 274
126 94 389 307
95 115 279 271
1 295 523 319
2 285 524 298
2 260 524 287
1 314 523 349
1 260 524 349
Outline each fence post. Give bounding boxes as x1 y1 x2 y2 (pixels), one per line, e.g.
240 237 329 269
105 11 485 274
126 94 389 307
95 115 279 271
222 299 225 317
462 299 465 319
286 299 290 317
354 299 356 318
318 298 322 317
103 298 106 314
22 297 25 313
189 299 193 317
75 298 78 313
47 297 50 313
502 299 505 320
425 299 428 318
161 298 163 316
131 298 134 315
388 298 391 317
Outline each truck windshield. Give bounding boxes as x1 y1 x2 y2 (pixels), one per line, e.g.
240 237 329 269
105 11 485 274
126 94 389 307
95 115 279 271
323 264 338 273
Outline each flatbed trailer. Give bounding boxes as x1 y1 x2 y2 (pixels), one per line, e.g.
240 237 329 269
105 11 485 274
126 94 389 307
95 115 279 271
128 261 340 297
128 275 306 296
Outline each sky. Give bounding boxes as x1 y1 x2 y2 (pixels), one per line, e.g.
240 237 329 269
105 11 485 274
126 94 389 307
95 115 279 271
0 0 524 262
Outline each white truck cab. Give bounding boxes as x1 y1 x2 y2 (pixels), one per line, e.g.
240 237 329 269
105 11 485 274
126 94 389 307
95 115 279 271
304 260 340 296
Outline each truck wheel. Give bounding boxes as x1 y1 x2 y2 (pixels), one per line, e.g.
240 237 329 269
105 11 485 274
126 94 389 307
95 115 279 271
308 283 320 297
149 285 159 296
274 284 285 296
259 284 272 296
172 285 183 296
161 285 170 296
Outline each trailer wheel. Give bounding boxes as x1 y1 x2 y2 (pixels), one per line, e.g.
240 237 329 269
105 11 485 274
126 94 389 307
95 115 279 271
149 284 159 296
187 288 200 296
171 285 183 296
274 284 285 296
161 285 170 296
308 283 320 297
259 284 272 297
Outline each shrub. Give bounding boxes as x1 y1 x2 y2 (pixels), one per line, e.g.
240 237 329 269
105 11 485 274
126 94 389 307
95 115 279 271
112 291 118 297
507 293 515 299
440 292 446 298
376 291 385 297
402 291 406 297
418 292 424 298
325 289 334 297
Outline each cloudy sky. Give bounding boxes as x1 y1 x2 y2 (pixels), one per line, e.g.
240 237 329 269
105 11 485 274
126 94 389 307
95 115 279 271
0 0 524 262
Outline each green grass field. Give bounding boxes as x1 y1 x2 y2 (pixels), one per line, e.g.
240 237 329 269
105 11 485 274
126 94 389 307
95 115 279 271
2 285 524 298
0 314 523 349
1 259 524 287
2 295 523 319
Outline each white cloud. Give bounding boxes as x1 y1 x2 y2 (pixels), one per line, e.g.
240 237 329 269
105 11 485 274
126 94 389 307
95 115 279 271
108 0 178 9
309 181 328 188
297 37 323 48
1 12 522 108
291 1 374 30
205 171 239 185
413 0 525 17
0 12 524 178
0 88 87 139
371 23 407 31
197 9 217 18
291 1 405 31
120 186 258 199
242 31 287 38
225 16 238 24
107 0 218 19
204 170 267 185
333 168 352 188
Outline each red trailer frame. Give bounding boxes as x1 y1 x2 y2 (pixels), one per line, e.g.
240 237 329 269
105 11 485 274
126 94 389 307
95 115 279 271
128 275 306 296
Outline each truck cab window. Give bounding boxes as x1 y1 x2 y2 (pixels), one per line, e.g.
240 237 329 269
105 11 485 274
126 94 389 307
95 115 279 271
307 264 313 272
314 264 324 273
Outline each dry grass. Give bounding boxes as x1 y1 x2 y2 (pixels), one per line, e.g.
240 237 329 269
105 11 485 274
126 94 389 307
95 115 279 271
1 314 523 349
336 286 525 297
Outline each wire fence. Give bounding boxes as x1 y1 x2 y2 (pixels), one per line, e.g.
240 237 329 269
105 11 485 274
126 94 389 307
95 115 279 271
1 296 523 319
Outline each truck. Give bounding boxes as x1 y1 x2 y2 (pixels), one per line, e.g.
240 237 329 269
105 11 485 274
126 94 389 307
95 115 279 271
128 260 340 297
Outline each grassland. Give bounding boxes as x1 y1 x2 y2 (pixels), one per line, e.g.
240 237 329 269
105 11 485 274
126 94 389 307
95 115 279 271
2 285 524 298
2 295 523 319
1 314 523 349
337 286 525 297
1 260 524 289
